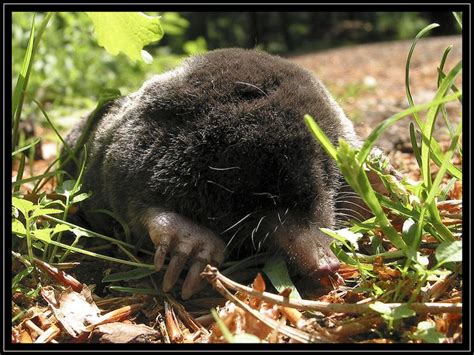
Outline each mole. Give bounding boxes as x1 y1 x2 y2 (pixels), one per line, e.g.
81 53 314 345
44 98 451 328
63 48 368 300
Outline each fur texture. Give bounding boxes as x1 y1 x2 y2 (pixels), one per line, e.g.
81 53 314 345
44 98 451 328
64 48 361 276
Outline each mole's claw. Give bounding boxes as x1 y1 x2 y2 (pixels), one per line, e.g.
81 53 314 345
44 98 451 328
145 209 226 295
181 260 206 300
163 252 188 293
152 234 172 271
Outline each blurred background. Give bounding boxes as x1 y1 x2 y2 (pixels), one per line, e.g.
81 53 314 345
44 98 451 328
11 11 462 149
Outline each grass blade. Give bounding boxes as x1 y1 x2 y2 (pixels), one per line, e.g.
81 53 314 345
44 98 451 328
421 60 462 190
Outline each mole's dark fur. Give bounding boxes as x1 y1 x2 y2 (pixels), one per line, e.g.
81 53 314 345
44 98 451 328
64 48 362 298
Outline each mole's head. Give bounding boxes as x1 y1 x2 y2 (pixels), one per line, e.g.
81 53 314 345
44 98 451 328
136 48 360 276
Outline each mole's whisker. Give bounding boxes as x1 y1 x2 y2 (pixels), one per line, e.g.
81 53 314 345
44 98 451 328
221 212 253 234
206 180 234 194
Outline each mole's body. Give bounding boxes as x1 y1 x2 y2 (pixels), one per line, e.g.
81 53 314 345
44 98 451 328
64 48 363 299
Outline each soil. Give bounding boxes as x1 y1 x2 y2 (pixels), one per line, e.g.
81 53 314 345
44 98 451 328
289 35 462 153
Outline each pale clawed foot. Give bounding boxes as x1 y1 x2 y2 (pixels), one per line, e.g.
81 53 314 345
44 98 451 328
144 209 225 300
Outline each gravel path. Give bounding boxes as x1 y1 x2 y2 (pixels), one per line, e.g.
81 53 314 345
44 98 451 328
289 35 462 152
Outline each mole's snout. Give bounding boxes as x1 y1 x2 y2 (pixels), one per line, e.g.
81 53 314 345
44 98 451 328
272 216 340 277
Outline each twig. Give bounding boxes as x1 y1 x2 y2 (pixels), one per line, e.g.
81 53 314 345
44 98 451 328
202 265 462 315
212 278 337 343
166 296 210 336
326 316 384 337
24 320 59 343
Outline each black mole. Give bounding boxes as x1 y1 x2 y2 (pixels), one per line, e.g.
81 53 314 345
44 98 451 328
63 48 365 299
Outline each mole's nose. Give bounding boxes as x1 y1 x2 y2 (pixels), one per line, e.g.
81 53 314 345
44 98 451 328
316 259 340 274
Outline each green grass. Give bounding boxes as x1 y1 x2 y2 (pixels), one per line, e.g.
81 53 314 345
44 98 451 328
304 20 462 336
11 12 462 343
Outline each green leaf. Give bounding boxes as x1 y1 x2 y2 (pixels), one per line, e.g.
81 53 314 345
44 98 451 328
12 14 35 120
330 243 358 266
12 197 35 216
372 283 384 297
356 93 462 178
452 12 462 30
409 122 423 169
12 219 26 236
391 304 416 320
13 171 64 188
369 301 392 316
102 267 156 283
56 180 77 197
33 228 54 242
12 138 42 157
263 257 301 299
86 12 163 63
304 114 337 160
436 240 462 265
71 192 91 204
330 228 363 248
30 208 63 219
12 267 34 288
412 321 445 343
401 218 417 246
421 60 462 191
53 224 72 234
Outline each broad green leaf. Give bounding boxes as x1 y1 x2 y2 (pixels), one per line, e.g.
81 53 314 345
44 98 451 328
436 240 462 265
86 12 163 63
12 197 35 216
33 228 54 242
56 180 77 197
53 224 72 234
12 219 26 235
391 304 416 320
263 257 301 299
372 283 384 296
412 321 445 343
330 242 359 266
369 301 392 316
70 228 93 238
402 218 417 245
102 267 156 282
331 228 363 248
71 192 91 204
30 208 63 219
415 252 430 267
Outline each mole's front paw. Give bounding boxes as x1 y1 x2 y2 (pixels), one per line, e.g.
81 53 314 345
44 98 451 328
144 209 225 300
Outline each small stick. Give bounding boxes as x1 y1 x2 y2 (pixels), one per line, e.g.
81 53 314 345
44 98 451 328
202 265 462 315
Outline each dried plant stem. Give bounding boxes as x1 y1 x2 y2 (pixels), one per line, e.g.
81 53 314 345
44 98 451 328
202 266 462 315
24 320 59 344
327 316 384 337
212 278 336 343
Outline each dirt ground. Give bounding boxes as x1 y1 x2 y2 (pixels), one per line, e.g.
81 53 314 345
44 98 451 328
289 35 462 153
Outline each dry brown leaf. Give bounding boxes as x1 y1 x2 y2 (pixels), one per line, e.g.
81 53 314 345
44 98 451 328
90 322 161 343
373 256 401 280
41 285 101 338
